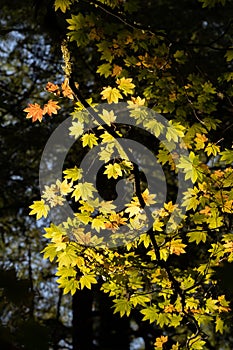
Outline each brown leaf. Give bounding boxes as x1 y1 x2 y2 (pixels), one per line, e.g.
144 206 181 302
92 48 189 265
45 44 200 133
112 64 122 77
43 100 61 116
24 103 44 122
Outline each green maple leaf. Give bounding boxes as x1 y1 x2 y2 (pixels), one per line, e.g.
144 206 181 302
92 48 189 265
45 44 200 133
54 0 72 13
97 63 112 78
187 230 207 244
113 298 132 317
141 306 159 323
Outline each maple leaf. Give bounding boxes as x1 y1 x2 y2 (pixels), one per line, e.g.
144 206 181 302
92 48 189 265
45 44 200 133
56 179 73 196
104 163 123 179
91 217 106 233
43 100 61 116
72 228 92 245
167 239 186 255
61 78 74 99
81 133 98 148
142 189 156 205
72 182 96 201
80 274 97 289
100 86 123 103
69 121 84 139
125 202 141 217
63 166 82 181
99 109 116 126
117 77 135 95
128 96 146 107
112 64 122 77
54 0 72 13
154 335 168 349
29 200 49 220
24 103 44 122
45 81 60 96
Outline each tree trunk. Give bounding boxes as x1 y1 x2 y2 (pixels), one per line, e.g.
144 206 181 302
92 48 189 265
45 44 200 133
72 289 94 350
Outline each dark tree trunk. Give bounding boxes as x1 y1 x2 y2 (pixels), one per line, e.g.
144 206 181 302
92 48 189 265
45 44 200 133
97 291 130 350
72 289 94 350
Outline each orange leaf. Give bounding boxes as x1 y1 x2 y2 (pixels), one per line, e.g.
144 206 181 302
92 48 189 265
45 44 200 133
61 78 74 99
46 82 60 96
24 103 44 122
43 100 61 116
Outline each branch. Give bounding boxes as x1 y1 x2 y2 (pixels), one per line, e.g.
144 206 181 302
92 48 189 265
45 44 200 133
81 0 167 38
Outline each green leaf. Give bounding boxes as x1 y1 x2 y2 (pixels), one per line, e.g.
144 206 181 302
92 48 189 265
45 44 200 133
113 298 132 317
54 0 72 13
220 150 233 164
187 231 207 244
225 49 233 62
141 306 159 323
130 294 151 307
156 313 170 327
176 152 200 183
215 316 224 334
97 63 112 78
41 244 58 262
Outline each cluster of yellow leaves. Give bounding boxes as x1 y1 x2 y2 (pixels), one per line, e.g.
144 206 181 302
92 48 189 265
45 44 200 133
29 179 73 219
100 77 135 103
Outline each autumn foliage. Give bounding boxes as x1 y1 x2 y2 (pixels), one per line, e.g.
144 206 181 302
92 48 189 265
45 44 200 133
25 0 233 349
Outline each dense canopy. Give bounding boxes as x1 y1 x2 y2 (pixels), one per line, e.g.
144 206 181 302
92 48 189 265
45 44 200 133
1 0 233 349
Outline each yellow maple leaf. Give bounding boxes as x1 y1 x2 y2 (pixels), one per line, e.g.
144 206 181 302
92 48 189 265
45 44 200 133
117 77 135 95
91 217 106 232
125 202 141 218
63 166 82 181
72 182 96 201
29 200 49 220
81 133 98 148
100 86 123 103
56 179 73 196
69 121 84 139
99 109 116 126
154 335 168 348
142 189 156 205
54 0 72 13
164 201 177 213
127 96 146 107
167 239 186 255
104 163 123 179
100 131 115 143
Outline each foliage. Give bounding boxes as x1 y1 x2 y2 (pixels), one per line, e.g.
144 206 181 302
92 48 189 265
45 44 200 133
17 0 233 348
